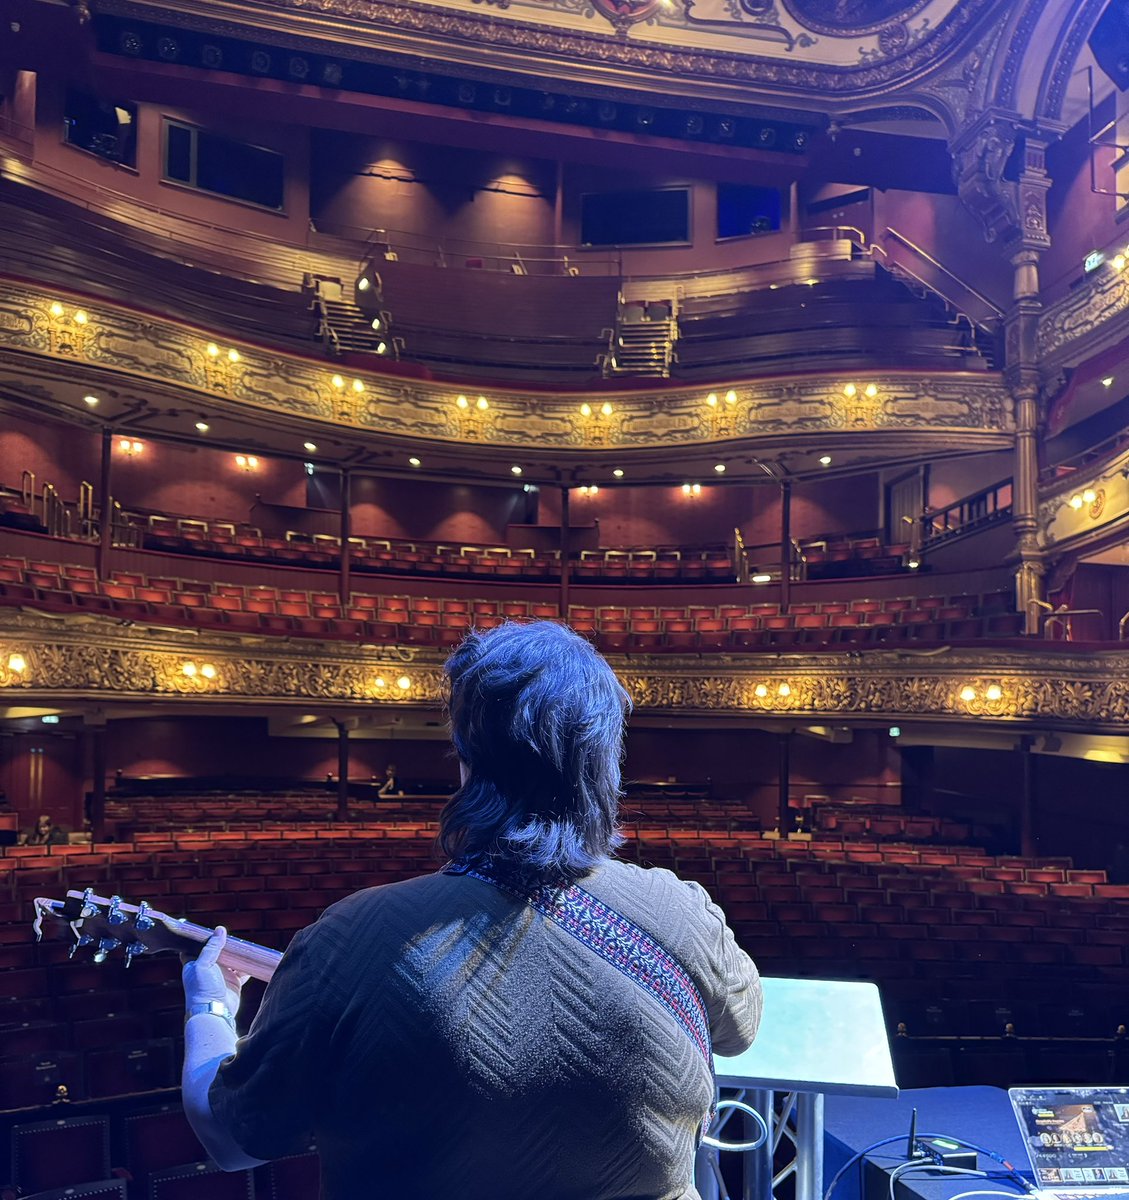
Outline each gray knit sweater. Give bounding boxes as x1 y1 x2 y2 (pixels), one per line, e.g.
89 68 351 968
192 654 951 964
210 858 762 1199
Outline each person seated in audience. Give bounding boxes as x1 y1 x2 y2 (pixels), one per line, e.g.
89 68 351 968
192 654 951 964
18 812 66 846
376 762 403 797
181 620 762 1199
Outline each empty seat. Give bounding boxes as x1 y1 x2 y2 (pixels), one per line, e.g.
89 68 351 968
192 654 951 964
11 1114 111 1193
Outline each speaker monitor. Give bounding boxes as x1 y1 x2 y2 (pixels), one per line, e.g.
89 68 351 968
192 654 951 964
1089 1 1129 91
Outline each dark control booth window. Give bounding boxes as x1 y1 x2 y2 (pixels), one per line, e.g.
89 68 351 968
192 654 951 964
163 119 285 211
716 185 782 240
63 91 137 167
580 188 690 247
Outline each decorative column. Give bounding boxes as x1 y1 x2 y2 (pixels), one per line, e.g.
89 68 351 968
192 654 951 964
952 115 1052 632
339 469 352 609
96 428 113 581
559 485 571 620
779 480 792 615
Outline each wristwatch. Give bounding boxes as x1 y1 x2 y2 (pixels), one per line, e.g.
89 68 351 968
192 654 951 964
185 1000 237 1031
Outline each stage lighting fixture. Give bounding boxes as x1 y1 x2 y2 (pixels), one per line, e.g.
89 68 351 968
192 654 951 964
684 114 704 136
493 87 512 107
157 36 180 61
83 395 99 407
752 574 771 584
304 442 317 452
250 49 272 74
635 108 655 129
613 468 624 478
457 83 477 104
714 464 726 473
409 457 421 467
819 455 832 466
322 62 344 86
716 118 735 139
119 30 143 55
757 126 777 147
195 420 210 433
511 465 523 475
288 56 309 80
598 102 617 123
792 130 809 151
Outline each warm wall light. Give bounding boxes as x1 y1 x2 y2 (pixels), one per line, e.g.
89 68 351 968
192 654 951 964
843 383 857 397
511 465 523 476
456 394 468 409
714 464 726 474
985 684 1002 701
725 390 737 404
580 403 592 417
182 662 198 677
396 675 411 690
600 402 613 416
50 302 64 317
200 664 217 680
409 457 421 467
303 441 317 452
227 348 240 363
352 379 364 393
374 676 387 689
864 383 878 398
357 276 371 292
612 468 624 478
752 573 771 584
754 683 768 698
476 396 489 410
376 342 387 355
235 455 259 471
332 375 345 390
1069 494 1084 510
83 395 100 407
959 685 976 702
777 683 791 697
195 420 210 433
7 653 27 674
74 310 88 325
206 343 220 357
706 393 718 407
680 482 701 496
118 438 143 456
370 317 382 331
819 455 832 466
1083 488 1097 504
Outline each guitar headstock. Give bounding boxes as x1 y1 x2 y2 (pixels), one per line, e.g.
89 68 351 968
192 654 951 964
33 889 196 967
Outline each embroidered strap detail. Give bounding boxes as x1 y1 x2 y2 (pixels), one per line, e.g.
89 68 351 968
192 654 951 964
445 861 713 1073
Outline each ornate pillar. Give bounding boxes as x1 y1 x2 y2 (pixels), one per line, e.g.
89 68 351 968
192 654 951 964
953 115 1052 632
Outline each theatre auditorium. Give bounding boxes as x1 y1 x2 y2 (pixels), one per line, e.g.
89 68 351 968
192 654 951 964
2 0 1129 1195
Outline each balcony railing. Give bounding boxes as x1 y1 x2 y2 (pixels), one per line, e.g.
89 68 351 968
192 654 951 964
920 478 1014 547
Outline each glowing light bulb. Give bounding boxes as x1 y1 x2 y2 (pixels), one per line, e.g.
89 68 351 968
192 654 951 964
50 302 65 317
612 469 624 478
74 310 88 325
819 455 832 466
227 348 240 363
725 390 737 404
580 403 592 417
396 675 411 690
511 465 523 476
960 686 976 702
843 383 857 398
1069 495 1084 510
332 375 345 389
200 663 217 680
7 653 27 674
207 343 220 357
409 457 421 467
754 684 768 698
182 662 198 677
304 442 318 452
456 395 469 409
985 684 1002 701
374 676 387 689
864 383 878 398
83 395 100 407
1083 489 1097 503
476 396 489 410
352 379 364 393
357 277 371 292
195 420 209 433
600 402 613 416
707 393 718 407
777 683 791 697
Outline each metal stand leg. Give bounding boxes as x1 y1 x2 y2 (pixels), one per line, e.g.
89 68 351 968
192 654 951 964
794 1092 824 1200
695 1143 721 1200
744 1088 773 1200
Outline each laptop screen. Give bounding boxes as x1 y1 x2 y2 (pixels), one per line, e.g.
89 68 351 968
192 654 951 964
1010 1089 1129 1188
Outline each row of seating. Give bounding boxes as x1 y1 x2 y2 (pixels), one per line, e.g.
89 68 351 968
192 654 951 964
0 556 1036 647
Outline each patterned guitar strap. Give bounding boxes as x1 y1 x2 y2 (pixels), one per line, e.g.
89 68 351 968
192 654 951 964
444 858 717 1136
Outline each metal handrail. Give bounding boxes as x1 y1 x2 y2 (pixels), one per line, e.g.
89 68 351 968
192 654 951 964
803 225 867 246
1119 610 1129 640
884 227 1006 320
20 470 35 512
1044 608 1103 641
921 478 1013 543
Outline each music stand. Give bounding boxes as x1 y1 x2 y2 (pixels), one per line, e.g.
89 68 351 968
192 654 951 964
697 977 898 1200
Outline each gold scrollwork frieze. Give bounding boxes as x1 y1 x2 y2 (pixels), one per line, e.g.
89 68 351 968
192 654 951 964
0 282 1014 452
3 612 1128 729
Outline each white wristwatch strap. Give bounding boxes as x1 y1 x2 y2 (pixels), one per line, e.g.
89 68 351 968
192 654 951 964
185 1000 237 1030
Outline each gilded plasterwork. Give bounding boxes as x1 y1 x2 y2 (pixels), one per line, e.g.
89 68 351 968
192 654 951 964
0 284 1015 452
3 611 1128 729
1036 265 1129 365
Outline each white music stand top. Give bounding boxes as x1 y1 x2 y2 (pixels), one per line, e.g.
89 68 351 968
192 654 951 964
714 976 898 1097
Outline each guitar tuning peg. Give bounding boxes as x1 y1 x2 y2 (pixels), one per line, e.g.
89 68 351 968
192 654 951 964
80 887 97 917
92 936 120 963
107 896 126 925
124 940 146 968
134 901 154 932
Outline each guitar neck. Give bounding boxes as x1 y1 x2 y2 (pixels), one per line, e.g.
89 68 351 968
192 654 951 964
164 917 282 982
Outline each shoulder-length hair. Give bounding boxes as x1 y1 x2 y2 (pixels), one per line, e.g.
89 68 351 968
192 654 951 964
440 620 631 882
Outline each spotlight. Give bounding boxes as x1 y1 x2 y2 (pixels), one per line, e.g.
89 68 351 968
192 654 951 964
612 469 624 478
715 118 735 140
752 574 771 584
83 395 100 407
1102 376 1115 388
195 420 210 433
635 108 655 129
157 36 180 61
303 442 318 452
684 114 704 136
819 455 832 466
597 102 617 123
906 555 921 570
457 83 477 105
357 277 371 292
791 130 810 151
119 29 143 55
409 457 421 467
511 465 523 475
757 126 777 147
493 86 512 108
714 463 726 473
